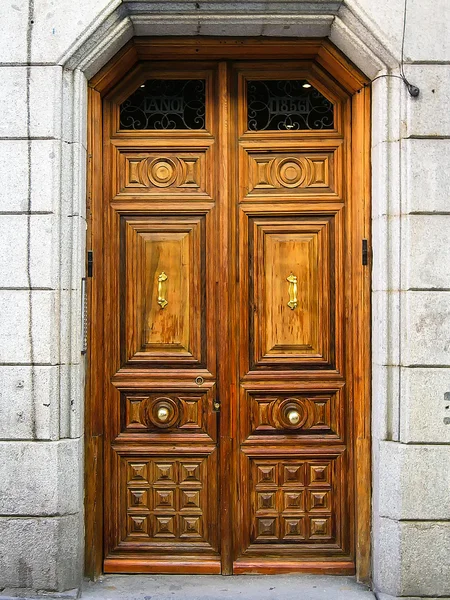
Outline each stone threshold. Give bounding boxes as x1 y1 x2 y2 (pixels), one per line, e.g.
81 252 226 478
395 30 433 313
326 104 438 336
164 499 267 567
1 574 376 600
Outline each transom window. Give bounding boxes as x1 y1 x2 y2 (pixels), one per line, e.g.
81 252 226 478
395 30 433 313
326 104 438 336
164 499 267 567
247 80 334 131
120 79 206 130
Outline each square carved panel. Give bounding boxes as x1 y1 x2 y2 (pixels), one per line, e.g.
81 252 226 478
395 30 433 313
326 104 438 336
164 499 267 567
120 455 214 547
247 456 341 547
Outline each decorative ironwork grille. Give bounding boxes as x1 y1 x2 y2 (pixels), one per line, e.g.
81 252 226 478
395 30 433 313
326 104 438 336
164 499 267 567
120 79 206 130
247 80 334 131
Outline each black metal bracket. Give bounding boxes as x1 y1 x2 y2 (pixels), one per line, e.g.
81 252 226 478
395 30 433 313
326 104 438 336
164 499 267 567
87 251 93 277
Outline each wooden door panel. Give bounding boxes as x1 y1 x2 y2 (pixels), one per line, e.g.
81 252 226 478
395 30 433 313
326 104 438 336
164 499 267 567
240 385 344 443
115 449 219 550
240 145 341 200
114 146 213 199
103 63 221 573
245 213 342 370
119 386 217 442
236 451 347 557
233 62 352 571
121 214 207 366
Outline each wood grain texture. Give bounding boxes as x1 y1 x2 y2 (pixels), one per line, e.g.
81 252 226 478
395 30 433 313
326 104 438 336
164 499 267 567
86 38 371 579
85 86 104 579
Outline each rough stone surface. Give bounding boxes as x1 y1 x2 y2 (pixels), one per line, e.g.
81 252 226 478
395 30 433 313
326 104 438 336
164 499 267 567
402 215 450 290
0 366 60 441
404 139 450 215
0 439 83 516
372 516 402 597
0 68 27 138
378 441 450 520
401 291 450 366
403 65 450 138
0 0 28 64
400 367 450 443
0 514 83 592
0 290 57 365
374 518 450 597
372 365 400 441
0 214 55 289
396 521 450 597
372 290 401 367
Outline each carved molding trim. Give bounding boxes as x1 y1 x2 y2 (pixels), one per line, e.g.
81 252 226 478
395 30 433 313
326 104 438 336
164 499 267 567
251 154 329 191
127 155 200 189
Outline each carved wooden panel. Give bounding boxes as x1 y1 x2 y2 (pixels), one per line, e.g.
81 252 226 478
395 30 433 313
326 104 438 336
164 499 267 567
115 148 212 198
121 389 217 441
96 54 369 576
119 454 217 548
241 388 343 442
247 215 337 369
246 456 341 548
121 214 207 366
242 149 336 199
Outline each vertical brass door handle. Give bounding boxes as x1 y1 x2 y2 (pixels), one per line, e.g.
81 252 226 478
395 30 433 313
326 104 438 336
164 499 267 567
287 273 298 310
157 271 168 309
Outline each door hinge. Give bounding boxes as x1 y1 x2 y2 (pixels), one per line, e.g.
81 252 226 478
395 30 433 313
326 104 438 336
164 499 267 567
213 399 221 412
87 251 93 277
362 239 369 266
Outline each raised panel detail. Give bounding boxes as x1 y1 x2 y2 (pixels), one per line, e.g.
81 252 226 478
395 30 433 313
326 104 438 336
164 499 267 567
120 455 215 547
121 215 207 366
248 215 337 369
243 389 342 440
245 151 333 197
121 390 215 440
127 515 150 538
116 149 212 198
248 457 338 547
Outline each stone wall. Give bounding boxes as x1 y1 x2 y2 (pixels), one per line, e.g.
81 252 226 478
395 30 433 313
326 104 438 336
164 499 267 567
0 1 448 597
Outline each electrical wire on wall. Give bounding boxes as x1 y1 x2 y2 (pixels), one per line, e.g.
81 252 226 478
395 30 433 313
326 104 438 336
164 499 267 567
370 0 420 97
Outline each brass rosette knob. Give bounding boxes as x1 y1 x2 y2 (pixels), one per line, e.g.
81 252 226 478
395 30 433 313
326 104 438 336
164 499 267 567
274 397 312 430
143 397 180 429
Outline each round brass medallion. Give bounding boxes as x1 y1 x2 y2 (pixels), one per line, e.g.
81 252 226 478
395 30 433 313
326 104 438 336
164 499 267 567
143 396 180 429
276 397 309 429
287 409 301 425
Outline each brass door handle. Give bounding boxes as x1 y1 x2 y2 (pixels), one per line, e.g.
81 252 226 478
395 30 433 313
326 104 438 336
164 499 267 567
287 273 298 310
157 271 168 309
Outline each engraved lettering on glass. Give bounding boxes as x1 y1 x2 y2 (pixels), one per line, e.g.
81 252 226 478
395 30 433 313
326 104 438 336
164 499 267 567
120 79 206 130
247 80 334 131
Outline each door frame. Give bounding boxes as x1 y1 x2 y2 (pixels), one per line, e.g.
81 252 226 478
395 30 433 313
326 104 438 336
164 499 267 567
85 37 371 581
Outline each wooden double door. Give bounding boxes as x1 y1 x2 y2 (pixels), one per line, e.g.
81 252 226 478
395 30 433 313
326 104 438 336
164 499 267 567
89 41 370 576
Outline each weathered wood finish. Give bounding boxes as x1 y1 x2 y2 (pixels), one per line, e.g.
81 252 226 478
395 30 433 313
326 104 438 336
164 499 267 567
86 38 371 579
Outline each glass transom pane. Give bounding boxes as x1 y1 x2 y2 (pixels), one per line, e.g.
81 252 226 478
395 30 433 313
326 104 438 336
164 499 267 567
120 79 206 130
247 80 334 131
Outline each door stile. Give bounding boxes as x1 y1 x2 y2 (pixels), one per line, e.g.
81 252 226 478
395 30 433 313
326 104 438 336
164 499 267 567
216 61 234 575
85 86 105 579
351 85 372 583
102 97 115 560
